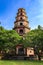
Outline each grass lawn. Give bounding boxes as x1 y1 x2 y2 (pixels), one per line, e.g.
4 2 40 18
0 60 43 65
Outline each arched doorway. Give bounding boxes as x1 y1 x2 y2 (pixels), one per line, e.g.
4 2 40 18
16 44 25 56
18 47 24 55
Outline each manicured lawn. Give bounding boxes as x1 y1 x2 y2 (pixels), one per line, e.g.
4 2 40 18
0 60 43 65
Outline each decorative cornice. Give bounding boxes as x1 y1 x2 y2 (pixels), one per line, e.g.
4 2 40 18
15 15 28 18
14 25 30 29
14 20 29 23
17 11 26 14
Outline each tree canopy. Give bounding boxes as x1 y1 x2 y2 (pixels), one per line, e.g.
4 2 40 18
0 25 43 57
0 26 21 52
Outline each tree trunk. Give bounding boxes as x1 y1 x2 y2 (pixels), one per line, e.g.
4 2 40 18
38 54 41 60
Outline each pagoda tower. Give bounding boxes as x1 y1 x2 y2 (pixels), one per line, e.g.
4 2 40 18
13 8 30 36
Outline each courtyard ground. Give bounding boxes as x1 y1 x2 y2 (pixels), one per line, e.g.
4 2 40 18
0 60 43 65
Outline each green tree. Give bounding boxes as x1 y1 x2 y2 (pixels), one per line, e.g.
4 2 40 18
0 26 21 54
25 26 43 60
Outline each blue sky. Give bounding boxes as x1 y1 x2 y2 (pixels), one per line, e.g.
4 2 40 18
0 0 43 30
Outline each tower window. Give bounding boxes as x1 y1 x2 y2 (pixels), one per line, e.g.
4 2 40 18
21 13 22 15
20 17 22 20
20 23 23 25
30 51 32 53
19 29 23 33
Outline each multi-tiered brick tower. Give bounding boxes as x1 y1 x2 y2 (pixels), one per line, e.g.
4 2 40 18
13 8 30 36
13 8 34 57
